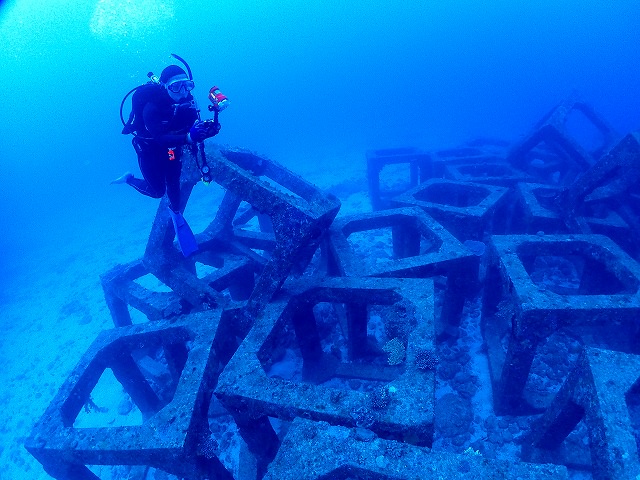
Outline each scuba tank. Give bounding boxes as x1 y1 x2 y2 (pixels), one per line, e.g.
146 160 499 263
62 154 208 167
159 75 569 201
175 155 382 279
120 72 162 136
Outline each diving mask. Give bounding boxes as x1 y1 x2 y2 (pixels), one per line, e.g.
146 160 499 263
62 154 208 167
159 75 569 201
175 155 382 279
167 79 195 94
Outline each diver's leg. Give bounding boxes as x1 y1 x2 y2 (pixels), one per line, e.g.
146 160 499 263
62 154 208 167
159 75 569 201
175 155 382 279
127 147 166 199
165 156 198 256
166 158 183 212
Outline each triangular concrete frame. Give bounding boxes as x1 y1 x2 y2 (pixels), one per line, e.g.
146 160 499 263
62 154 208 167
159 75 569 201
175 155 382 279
507 93 617 179
524 347 640 480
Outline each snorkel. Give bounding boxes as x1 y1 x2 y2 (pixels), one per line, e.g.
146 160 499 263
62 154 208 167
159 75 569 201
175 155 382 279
170 53 193 81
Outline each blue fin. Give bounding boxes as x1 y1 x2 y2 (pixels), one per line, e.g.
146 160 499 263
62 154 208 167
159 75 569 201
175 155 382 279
168 209 199 257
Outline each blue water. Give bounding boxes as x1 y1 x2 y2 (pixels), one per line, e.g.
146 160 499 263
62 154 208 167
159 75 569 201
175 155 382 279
1 0 640 478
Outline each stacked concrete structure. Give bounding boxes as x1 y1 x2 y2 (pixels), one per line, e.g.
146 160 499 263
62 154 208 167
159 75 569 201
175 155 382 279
26 96 640 479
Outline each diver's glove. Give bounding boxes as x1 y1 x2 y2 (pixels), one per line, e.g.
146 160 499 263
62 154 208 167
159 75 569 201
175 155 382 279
188 120 221 143
205 120 221 137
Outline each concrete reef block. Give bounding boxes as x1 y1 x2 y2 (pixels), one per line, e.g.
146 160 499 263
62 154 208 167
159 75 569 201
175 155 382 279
482 234 640 414
25 312 229 480
524 347 640 480
507 93 617 183
101 253 255 327
511 183 631 249
101 259 181 326
561 132 640 208
392 178 510 241
433 138 510 165
263 417 568 480
366 147 431 210
557 132 640 243
199 147 342 321
443 159 534 187
215 276 436 468
327 206 479 335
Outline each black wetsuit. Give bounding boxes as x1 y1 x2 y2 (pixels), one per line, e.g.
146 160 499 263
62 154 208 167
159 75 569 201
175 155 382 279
127 85 199 212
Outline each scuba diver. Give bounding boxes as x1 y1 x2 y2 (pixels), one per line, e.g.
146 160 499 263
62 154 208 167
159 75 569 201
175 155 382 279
113 54 225 257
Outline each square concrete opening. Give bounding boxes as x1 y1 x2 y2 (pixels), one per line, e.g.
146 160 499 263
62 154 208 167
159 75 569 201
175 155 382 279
394 180 510 241
58 329 191 428
327 208 479 338
258 300 410 389
516 145 576 185
346 226 439 261
445 162 532 187
413 182 491 207
366 147 431 210
531 187 559 210
516 240 639 296
379 163 415 194
456 164 512 177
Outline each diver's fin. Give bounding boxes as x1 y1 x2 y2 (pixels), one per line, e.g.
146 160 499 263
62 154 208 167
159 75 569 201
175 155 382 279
168 209 199 257
111 172 133 185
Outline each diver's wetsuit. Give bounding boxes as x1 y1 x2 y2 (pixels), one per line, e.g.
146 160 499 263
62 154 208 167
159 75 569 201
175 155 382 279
127 86 198 212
